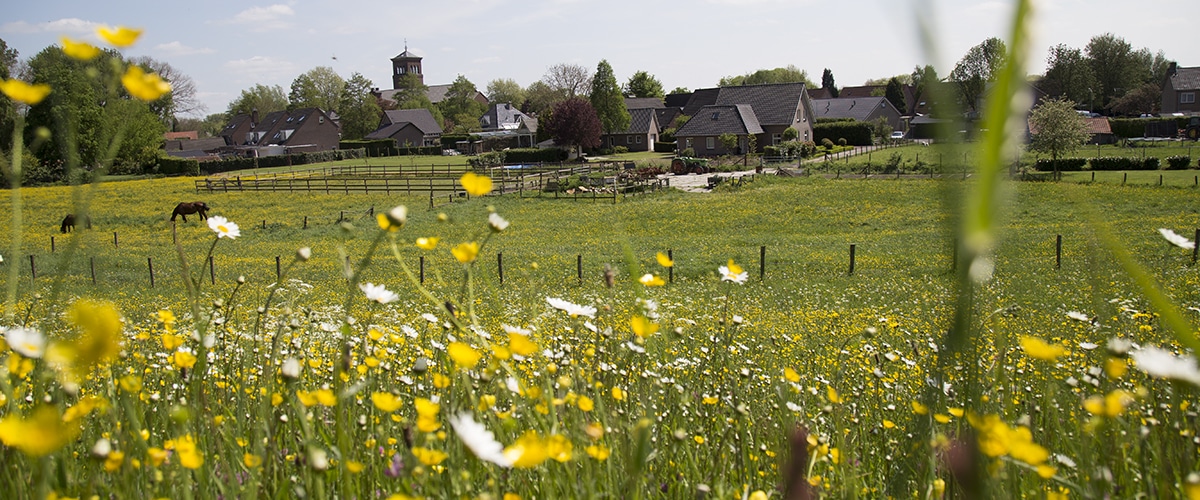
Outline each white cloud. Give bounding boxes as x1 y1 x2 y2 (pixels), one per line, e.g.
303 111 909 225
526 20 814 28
1 18 98 35
224 55 299 83
226 5 295 30
155 41 215 56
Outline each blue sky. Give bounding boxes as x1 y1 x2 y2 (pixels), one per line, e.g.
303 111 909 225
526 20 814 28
4 0 1197 118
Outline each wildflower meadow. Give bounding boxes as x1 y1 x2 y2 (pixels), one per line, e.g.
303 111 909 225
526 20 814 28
4 4 1200 499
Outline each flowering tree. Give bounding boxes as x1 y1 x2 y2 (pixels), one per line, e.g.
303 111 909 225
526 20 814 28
546 96 601 157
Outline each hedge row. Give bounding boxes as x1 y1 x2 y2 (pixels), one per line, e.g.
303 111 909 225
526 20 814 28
1108 117 1192 138
199 149 366 175
503 148 569 163
654 142 676 153
156 157 201 176
813 122 872 146
1034 156 1174 172
1166 155 1192 170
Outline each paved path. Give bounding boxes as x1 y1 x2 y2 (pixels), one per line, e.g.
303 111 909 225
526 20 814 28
657 169 765 193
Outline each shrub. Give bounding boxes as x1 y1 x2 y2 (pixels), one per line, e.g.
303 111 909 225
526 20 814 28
1165 155 1192 170
440 134 472 149
837 138 847 147
612 146 629 154
1088 156 1158 171
680 147 695 157
653 141 676 153
340 139 397 157
821 138 835 150
1032 158 1087 172
884 153 903 173
468 151 505 168
782 127 799 141
157 157 201 176
503 148 568 164
800 141 817 158
814 121 873 146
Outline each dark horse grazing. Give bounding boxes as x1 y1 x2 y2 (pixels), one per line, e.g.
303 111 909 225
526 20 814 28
171 201 209 222
60 214 91 233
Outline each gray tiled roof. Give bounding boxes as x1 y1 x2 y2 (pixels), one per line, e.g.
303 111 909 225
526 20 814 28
617 108 658 134
365 123 411 140
1169 67 1200 91
664 93 691 108
624 97 664 110
479 103 529 131
382 109 442 135
713 82 807 126
811 97 894 122
681 88 721 117
675 104 763 136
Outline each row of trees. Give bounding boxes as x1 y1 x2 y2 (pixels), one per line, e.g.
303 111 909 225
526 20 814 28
1039 33 1171 116
221 67 382 140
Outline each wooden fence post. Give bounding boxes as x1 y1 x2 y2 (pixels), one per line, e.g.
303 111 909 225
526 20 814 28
419 256 425 284
50 236 55 253
1056 234 1062 269
209 255 215 284
577 255 583 285
90 257 96 285
1193 229 1199 264
848 244 856 275
276 256 282 280
304 216 308 229
114 231 119 248
498 252 504 286
759 245 766 281
668 249 674 284
28 255 36 281
148 257 154 287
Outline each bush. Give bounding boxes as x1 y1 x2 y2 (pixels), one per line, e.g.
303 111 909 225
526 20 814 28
814 121 873 146
837 138 847 147
440 134 472 149
800 141 817 158
340 139 397 157
653 142 676 153
1032 158 1087 172
503 148 568 164
821 138 835 150
612 146 629 154
680 147 695 157
1165 155 1192 170
468 152 506 168
199 149 366 175
1088 156 1159 171
782 127 799 141
157 157 201 176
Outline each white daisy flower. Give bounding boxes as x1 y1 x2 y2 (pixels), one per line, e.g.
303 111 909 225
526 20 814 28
1159 228 1196 249
718 261 748 284
281 357 302 379
207 216 240 239
1066 311 1090 323
449 413 512 467
546 297 596 318
488 212 509 232
1131 345 1200 386
5 327 46 358
359 282 398 304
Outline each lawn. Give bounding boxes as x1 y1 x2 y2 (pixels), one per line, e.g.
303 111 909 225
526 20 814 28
2 169 1200 499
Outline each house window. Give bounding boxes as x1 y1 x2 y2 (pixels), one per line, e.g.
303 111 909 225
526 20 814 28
772 134 782 144
636 136 643 144
706 137 715 149
627 136 633 145
1183 92 1196 104
685 138 692 149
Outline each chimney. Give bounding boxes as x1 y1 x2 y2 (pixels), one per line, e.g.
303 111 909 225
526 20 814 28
1168 62 1178 77
251 108 259 128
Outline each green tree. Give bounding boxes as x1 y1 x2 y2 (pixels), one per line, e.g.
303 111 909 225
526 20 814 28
521 81 561 116
864 74 913 87
950 37 1007 112
821 68 839 97
339 72 382 140
24 46 164 175
622 70 664 98
719 133 738 154
545 96 601 157
1108 83 1160 116
288 66 345 112
885 77 906 113
589 60 630 134
1040 44 1096 108
227 84 288 117
720 65 816 88
0 38 19 150
668 86 690 95
485 78 525 107
175 113 228 137
1028 97 1089 179
1085 33 1140 111
911 65 938 99
129 56 205 122
437 75 486 133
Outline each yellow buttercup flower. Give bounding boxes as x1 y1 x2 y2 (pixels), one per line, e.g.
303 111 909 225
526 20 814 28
638 273 665 287
508 332 537 357
630 315 659 338
121 66 171 101
371 392 404 412
174 434 204 469
655 252 674 267
1019 335 1067 361
0 405 81 457
171 350 197 370
415 237 439 250
452 242 480 263
65 299 123 373
504 431 549 468
0 79 52 105
784 367 801 383
585 444 610 461
448 342 482 369
60 37 100 60
577 395 594 412
97 25 143 48
413 447 448 466
243 453 262 468
827 386 843 404
460 172 493 196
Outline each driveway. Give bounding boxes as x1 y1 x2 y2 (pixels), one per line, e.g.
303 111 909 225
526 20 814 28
657 169 764 193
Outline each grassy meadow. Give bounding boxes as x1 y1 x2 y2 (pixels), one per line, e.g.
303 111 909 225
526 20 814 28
3 167 1200 499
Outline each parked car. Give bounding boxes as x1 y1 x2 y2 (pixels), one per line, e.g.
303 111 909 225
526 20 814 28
890 131 905 139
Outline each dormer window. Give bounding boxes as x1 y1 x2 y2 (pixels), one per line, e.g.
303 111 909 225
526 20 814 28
711 112 719 120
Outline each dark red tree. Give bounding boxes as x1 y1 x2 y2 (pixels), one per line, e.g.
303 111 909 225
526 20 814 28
546 96 602 157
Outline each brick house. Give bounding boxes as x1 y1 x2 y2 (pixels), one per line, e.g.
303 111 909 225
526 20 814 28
672 82 816 156
219 108 341 156
811 96 904 131
1162 63 1200 115
365 109 443 147
600 108 660 152
674 104 763 156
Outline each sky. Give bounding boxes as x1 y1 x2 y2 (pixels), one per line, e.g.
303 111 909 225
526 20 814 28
4 0 1198 119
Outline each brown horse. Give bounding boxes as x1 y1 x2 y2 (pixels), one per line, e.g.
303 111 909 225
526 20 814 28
171 201 209 222
61 214 91 233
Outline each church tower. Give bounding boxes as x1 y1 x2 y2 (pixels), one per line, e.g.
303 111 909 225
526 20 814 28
391 42 423 88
